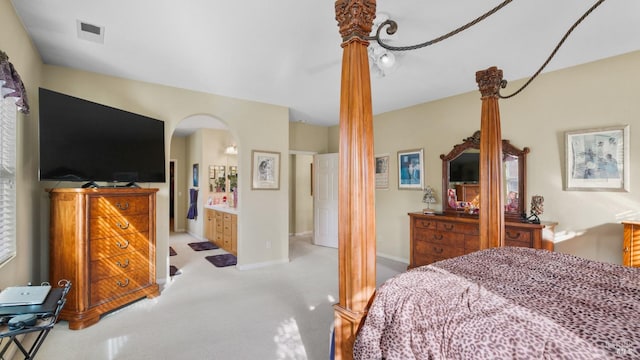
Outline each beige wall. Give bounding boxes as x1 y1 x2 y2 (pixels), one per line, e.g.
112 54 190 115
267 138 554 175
359 50 640 265
293 154 314 234
169 136 188 232
288 122 330 235
186 130 204 237
289 122 329 153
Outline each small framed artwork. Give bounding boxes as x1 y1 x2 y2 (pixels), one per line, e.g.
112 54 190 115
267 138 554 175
252 150 281 190
375 154 390 190
565 125 629 191
397 148 424 190
192 163 199 187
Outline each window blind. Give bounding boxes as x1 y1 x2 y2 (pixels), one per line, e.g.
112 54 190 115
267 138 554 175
0 97 17 267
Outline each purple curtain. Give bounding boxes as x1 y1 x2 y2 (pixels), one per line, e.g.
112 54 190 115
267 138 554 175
0 50 29 114
186 188 198 220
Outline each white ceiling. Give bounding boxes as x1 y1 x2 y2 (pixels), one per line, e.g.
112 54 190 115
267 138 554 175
10 0 640 129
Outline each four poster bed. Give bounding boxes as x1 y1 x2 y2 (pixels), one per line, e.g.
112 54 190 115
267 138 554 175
333 1 640 359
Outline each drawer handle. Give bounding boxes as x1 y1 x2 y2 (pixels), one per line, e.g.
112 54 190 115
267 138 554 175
116 240 130 249
433 247 444 254
506 231 521 239
444 224 454 231
624 247 630 253
116 259 130 268
432 234 443 241
116 201 130 210
116 221 130 230
116 279 130 287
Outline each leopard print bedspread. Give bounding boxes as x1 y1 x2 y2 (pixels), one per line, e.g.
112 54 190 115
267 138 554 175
353 247 639 359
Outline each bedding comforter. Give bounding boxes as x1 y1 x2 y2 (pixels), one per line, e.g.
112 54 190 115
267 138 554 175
354 247 639 359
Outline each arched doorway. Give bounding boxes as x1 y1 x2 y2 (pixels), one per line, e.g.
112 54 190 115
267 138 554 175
170 114 237 234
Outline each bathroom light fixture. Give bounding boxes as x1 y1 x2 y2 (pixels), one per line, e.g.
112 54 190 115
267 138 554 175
224 145 237 155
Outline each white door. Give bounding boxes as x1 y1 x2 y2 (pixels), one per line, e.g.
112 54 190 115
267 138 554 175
313 153 339 248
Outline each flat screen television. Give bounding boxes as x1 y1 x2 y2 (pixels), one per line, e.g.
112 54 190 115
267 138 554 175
449 152 479 183
38 88 166 185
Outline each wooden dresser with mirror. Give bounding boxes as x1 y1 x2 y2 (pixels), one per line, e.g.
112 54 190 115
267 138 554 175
409 131 557 268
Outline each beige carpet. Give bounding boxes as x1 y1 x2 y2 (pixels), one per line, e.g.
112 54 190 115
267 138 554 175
32 232 406 360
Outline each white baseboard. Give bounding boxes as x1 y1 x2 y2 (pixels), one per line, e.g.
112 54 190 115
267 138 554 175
186 231 205 241
376 252 409 265
289 231 312 237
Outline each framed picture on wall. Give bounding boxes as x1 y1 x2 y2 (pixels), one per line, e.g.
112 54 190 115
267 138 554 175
565 125 629 191
375 154 390 190
192 163 199 187
251 150 281 190
397 148 424 190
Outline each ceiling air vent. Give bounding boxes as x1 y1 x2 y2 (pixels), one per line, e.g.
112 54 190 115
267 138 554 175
76 20 105 44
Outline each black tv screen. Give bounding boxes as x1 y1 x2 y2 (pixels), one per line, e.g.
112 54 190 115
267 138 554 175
39 88 166 184
449 152 479 183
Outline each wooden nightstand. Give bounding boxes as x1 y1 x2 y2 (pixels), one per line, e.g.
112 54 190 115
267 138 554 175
622 221 640 267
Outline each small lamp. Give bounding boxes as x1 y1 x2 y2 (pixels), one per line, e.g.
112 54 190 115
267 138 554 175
422 186 437 214
526 195 544 224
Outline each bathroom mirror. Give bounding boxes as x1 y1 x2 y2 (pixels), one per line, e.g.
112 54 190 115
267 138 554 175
209 165 226 193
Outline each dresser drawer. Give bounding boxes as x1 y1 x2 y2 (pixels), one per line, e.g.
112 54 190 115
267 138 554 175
89 214 150 240
505 228 533 247
89 195 149 217
437 221 479 235
90 270 151 306
90 250 150 281
415 229 465 248
89 232 150 260
414 240 464 260
414 218 437 230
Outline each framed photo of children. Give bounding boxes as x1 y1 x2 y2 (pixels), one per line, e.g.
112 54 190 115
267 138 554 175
252 150 281 190
565 125 629 191
397 148 424 190
375 154 390 190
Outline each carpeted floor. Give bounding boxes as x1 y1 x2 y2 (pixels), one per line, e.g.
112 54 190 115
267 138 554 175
34 232 407 360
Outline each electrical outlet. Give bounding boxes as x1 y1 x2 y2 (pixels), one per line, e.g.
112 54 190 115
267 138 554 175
266 240 271 249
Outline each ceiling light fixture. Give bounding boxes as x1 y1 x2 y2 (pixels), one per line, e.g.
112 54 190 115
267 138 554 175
366 0 607 97
368 13 397 77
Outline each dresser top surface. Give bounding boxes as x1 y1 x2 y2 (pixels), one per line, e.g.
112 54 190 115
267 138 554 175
408 211 557 228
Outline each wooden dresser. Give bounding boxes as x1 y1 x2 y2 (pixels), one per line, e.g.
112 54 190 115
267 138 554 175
408 212 556 268
622 221 640 267
205 207 237 255
48 188 159 329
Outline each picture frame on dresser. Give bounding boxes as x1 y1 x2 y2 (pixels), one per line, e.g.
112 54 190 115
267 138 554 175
398 148 423 190
251 150 280 190
565 125 629 191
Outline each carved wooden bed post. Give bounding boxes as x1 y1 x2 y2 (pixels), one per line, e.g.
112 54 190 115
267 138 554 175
334 1 377 359
476 66 505 249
